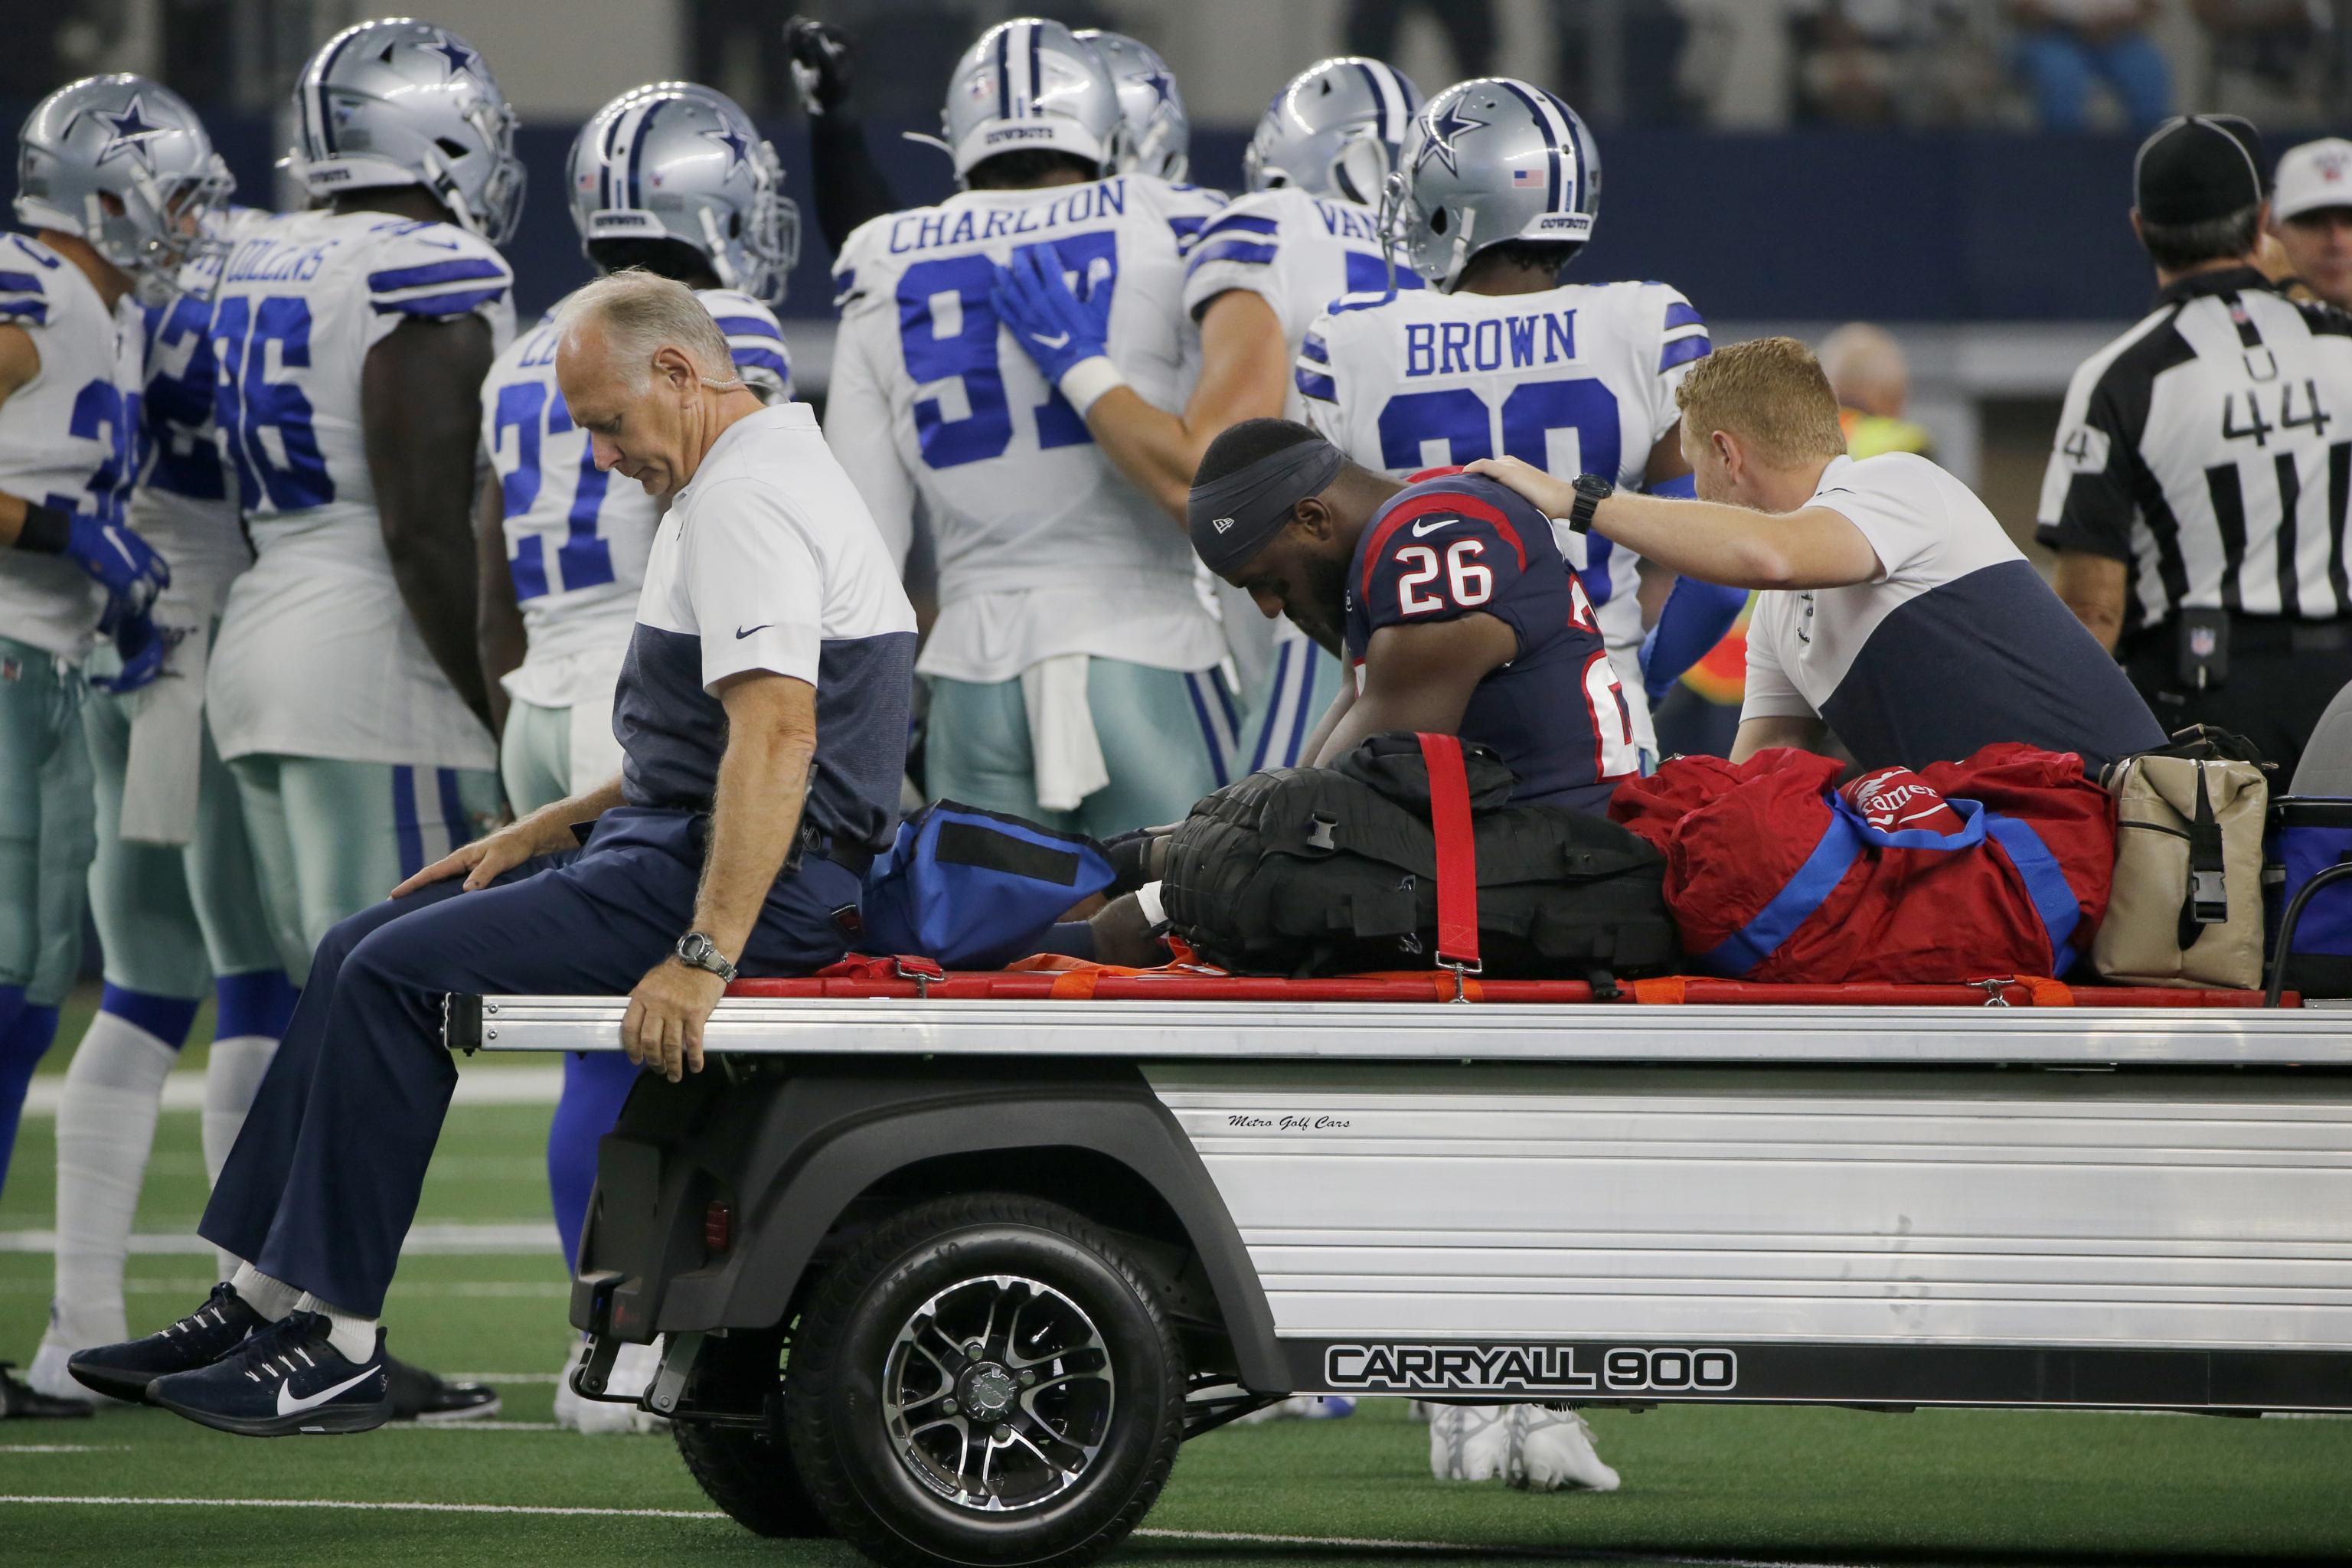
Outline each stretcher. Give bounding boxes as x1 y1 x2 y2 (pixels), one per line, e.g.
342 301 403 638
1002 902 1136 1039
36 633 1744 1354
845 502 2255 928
443 970 2352 1565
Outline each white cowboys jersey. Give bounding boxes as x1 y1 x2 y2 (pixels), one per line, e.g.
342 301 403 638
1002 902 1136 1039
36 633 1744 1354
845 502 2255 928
204 210 515 769
132 205 275 616
1179 186 1423 736
480 288 792 714
2040 271 2352 634
826 174 1230 682
1299 279 1710 752
0 232 143 662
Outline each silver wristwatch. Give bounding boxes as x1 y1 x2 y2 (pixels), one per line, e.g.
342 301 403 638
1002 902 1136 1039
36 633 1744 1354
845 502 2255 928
673 931 739 983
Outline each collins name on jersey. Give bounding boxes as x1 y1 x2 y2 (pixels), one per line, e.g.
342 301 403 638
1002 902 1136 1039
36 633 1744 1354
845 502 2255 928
481 287 792 713
0 231 145 660
1301 278 1708 747
204 211 515 771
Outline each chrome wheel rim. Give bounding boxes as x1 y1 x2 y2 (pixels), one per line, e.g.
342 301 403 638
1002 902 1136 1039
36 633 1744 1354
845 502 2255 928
880 1272 1115 1512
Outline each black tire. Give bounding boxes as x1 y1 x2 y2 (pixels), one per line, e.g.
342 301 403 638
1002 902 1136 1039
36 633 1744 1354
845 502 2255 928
671 1331 831 1537
785 1193 1186 1568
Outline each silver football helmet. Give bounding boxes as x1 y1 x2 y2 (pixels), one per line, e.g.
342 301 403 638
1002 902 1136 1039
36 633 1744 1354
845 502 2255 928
1074 29 1188 183
1383 77 1602 292
1243 56 1421 204
14 75 234 302
289 18 524 244
570 83 799 304
940 17 1125 181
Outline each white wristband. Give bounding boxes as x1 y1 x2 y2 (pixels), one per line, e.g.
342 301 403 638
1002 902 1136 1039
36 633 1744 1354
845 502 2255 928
1134 879 1169 934
1057 355 1127 418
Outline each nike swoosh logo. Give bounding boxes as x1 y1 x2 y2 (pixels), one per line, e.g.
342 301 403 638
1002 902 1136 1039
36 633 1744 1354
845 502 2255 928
736 624 771 639
277 1365 380 1416
1411 518 1459 537
1034 331 1070 349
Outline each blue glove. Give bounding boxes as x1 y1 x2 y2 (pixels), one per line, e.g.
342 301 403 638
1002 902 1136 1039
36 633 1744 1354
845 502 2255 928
1638 574 1747 707
66 514 170 626
89 610 180 695
990 243 1112 386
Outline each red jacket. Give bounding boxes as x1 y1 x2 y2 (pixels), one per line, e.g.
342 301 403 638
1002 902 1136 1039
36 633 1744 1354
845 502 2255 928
1612 744 2114 982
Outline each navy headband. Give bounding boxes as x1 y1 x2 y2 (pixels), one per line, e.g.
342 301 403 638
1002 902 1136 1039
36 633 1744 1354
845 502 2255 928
1187 438 1346 575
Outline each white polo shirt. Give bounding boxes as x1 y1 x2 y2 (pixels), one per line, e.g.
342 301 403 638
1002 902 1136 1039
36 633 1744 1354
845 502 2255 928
615 402 917 851
1742 452 2164 771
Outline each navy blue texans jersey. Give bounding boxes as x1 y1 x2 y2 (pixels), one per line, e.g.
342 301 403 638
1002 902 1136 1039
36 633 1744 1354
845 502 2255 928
1344 472 1638 808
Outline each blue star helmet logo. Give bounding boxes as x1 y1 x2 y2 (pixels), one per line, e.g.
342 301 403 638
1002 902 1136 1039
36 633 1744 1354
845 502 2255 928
429 32 477 77
89 94 170 173
1140 67 1178 108
1415 97 1489 179
701 122 751 172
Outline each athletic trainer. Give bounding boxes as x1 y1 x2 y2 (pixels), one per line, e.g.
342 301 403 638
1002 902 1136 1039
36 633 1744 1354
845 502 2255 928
1475 336 2164 773
66 273 915 1437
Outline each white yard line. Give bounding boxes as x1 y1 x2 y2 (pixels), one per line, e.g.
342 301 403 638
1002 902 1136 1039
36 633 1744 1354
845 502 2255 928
0 1494 1872 1566
0 1446 131 1454
0 1222 559 1256
21 1066 563 1117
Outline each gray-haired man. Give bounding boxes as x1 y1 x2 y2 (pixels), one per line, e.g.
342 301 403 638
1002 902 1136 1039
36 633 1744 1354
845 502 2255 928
67 272 916 1437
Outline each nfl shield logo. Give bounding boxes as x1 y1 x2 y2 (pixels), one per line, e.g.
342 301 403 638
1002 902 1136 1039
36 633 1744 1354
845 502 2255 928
2190 626 2218 658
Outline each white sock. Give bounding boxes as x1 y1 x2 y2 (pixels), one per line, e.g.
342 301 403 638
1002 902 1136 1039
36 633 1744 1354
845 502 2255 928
298 1294 380 1365
201 1035 277 1278
42 1013 175 1353
228 1261 302 1322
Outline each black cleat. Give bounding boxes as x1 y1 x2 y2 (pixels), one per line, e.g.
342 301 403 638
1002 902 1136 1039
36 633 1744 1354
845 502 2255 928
384 1354 500 1423
0 1363 91 1419
148 1312 391 1438
67 1282 265 1403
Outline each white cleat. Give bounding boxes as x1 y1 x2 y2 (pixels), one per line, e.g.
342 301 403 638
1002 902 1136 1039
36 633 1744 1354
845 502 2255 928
1507 1403 1620 1492
554 1337 665 1435
23 1341 101 1408
1427 1402 1514 1481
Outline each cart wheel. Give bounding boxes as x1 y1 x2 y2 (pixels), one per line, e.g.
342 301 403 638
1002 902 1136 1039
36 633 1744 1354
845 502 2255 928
671 1330 831 1537
784 1192 1186 1568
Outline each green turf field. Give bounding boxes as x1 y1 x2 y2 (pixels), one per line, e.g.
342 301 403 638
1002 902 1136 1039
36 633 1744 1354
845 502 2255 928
4 988 2350 1566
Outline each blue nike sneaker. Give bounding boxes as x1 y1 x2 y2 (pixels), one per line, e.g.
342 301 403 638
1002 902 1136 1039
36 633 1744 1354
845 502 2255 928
147 1311 392 1437
67 1282 266 1403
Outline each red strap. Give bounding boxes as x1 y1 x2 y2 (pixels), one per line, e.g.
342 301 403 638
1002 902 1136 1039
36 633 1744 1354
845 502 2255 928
1416 732 1481 972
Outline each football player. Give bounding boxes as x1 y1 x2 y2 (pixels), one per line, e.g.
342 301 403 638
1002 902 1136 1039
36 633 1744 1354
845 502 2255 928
476 80 797 1434
1074 30 1191 184
26 107 300 1413
827 18 1234 835
1298 77 1742 769
0 73 191 1419
996 55 1423 774
201 17 526 1422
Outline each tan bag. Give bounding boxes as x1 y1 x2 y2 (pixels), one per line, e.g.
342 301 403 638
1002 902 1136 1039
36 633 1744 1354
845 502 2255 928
2092 730 2270 989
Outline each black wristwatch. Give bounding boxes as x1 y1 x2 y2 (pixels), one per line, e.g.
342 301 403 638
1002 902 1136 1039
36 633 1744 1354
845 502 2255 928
673 931 739 984
1565 473 1613 535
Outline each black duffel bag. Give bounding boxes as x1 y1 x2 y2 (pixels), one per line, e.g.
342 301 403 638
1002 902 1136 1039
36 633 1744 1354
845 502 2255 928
1161 732 1676 981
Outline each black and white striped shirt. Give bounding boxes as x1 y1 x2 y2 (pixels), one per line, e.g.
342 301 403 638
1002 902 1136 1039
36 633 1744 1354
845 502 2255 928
2037 268 2352 635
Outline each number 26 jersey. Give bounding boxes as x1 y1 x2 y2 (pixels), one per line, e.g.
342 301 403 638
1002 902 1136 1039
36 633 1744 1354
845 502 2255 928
1346 472 1636 809
204 210 515 770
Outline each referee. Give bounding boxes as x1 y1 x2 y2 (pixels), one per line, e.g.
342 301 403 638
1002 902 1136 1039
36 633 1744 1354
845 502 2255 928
2042 115 2352 778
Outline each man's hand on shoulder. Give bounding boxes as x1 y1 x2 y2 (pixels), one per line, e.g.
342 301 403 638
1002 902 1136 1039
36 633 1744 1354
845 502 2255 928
622 959 727 1083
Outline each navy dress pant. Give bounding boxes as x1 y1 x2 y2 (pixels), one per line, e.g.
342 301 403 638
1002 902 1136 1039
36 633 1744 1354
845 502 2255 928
198 808 858 1317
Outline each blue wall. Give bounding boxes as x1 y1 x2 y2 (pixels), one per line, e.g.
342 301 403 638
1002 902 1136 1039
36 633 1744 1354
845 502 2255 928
2 106 2167 325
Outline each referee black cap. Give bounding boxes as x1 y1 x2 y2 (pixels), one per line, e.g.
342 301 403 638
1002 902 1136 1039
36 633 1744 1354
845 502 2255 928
2135 115 2265 224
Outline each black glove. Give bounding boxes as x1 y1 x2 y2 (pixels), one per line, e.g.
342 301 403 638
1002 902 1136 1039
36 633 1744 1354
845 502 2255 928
784 16 856 116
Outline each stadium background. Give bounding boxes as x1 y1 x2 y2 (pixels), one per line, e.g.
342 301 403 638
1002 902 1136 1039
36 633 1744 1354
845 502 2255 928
5 2 2352 1563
